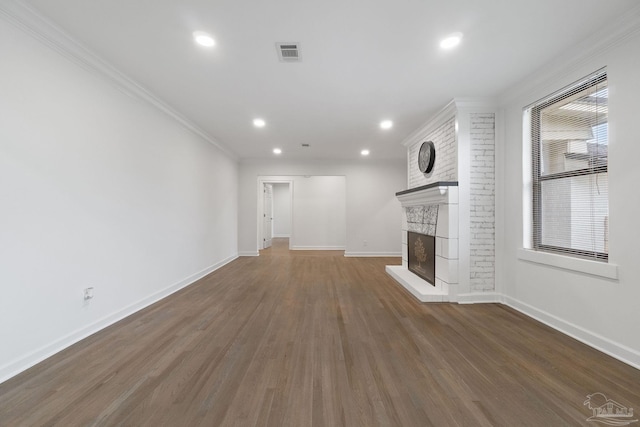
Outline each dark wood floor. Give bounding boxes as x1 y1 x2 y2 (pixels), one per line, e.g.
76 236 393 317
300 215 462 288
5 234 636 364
1 238 639 426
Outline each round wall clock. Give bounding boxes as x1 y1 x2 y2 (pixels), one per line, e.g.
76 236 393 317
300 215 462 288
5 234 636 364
418 141 436 174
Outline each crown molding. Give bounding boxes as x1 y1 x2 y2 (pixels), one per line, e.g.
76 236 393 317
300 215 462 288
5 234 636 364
400 98 496 148
400 100 457 148
498 4 640 107
452 97 497 111
0 0 237 160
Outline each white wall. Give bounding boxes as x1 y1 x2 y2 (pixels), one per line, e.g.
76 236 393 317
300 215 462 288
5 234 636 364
499 22 640 367
272 183 291 237
0 17 238 382
290 176 346 249
239 159 406 256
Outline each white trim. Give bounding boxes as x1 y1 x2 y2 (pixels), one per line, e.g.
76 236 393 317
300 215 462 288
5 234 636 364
238 251 259 257
504 295 640 370
522 110 533 249
0 254 238 385
453 98 498 111
272 234 290 238
290 246 345 251
455 109 471 296
517 248 618 280
344 252 401 257
494 108 506 296
0 0 236 160
457 292 504 304
401 100 457 148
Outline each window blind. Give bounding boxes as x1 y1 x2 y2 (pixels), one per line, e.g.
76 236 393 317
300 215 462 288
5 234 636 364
530 69 608 261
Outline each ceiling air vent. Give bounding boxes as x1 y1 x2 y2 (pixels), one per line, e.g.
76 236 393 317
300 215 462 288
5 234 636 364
276 43 301 62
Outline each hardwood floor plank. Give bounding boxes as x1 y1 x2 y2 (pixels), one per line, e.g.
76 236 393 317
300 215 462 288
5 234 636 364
1 238 639 426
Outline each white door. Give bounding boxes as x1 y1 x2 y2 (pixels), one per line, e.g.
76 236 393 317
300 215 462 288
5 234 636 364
263 184 273 248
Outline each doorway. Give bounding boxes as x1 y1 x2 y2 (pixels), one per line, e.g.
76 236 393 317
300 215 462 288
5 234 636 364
258 179 293 252
257 176 346 254
263 183 273 249
271 183 292 239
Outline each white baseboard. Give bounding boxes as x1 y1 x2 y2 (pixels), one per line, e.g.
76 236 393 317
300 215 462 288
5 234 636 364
290 246 345 250
504 295 640 370
457 292 505 304
0 254 238 385
345 252 402 257
238 251 259 256
272 234 290 238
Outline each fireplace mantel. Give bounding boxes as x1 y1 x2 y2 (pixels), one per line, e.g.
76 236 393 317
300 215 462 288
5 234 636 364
396 181 458 207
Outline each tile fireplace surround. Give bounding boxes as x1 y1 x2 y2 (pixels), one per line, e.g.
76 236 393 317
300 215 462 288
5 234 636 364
386 182 459 302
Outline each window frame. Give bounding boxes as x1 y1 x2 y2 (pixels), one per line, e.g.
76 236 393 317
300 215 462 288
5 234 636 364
530 71 608 262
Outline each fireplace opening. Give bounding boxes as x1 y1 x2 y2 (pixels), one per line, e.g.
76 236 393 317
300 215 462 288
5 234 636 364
408 231 436 286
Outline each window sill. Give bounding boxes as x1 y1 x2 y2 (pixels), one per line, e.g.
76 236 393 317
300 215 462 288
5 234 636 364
517 249 618 280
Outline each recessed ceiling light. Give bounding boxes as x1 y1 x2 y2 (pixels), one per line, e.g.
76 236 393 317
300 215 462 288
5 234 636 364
273 148 282 154
380 120 393 130
361 149 370 156
440 32 463 50
253 118 266 128
193 31 215 47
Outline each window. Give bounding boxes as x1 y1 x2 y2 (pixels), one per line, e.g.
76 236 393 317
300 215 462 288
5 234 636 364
529 70 608 261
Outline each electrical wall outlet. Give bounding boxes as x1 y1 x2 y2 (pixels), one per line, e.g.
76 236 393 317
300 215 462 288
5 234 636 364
83 287 94 301
363 240 368 247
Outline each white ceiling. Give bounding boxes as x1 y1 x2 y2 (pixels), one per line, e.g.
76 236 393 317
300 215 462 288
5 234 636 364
23 0 637 160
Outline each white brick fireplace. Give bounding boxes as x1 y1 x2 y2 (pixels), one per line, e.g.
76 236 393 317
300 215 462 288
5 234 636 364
386 99 498 303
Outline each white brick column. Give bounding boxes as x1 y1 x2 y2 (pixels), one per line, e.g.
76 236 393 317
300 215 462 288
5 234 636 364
387 99 498 304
